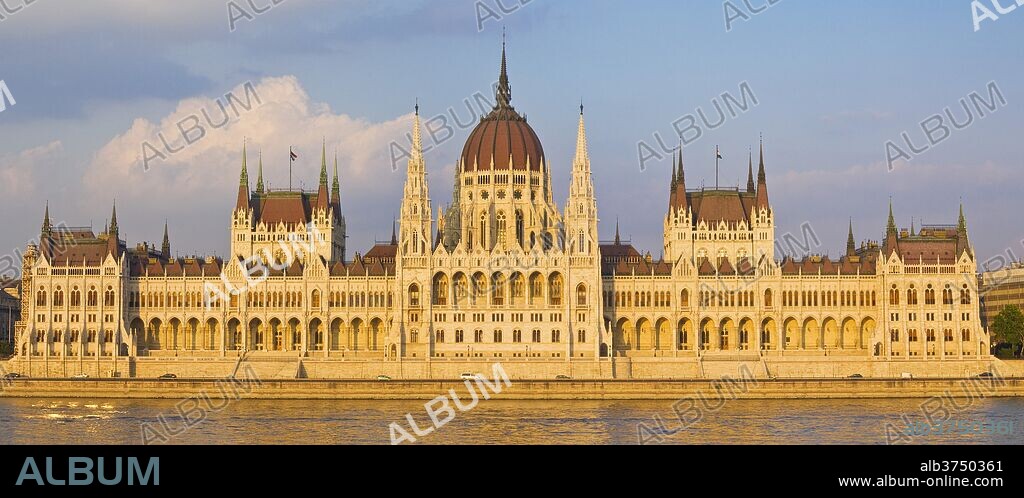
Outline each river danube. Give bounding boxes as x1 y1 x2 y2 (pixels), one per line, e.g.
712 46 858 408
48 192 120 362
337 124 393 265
1 398 1021 444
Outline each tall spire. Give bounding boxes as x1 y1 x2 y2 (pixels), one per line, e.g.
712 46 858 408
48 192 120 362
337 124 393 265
884 199 899 255
411 101 424 168
239 141 249 186
497 30 511 109
956 201 971 257
42 201 52 236
319 139 328 186
391 218 398 246
886 199 897 235
316 138 330 211
957 202 967 233
236 141 250 212
573 101 589 168
331 151 342 221
669 149 678 210
674 147 688 213
256 149 265 194
109 200 118 236
846 219 856 257
162 221 171 259
614 218 621 245
755 135 769 209
746 149 755 193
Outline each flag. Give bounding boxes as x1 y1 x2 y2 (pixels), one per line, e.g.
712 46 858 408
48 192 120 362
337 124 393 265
290 148 298 161
716 146 723 160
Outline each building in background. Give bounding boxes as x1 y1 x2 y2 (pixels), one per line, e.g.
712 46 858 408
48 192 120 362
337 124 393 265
0 279 19 350
10 45 990 374
980 262 1024 332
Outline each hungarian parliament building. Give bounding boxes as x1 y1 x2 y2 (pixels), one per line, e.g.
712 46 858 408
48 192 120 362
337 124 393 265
12 46 989 375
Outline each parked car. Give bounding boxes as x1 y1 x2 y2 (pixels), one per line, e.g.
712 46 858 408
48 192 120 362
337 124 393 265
2 372 24 380
976 372 994 378
71 373 89 379
555 374 571 380
376 375 392 381
847 373 864 379
900 372 913 379
158 373 177 379
459 372 476 380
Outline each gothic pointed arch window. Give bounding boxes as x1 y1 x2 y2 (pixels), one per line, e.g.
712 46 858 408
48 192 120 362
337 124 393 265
496 211 507 248
479 211 488 249
71 287 81 307
578 230 585 254
408 284 420 307
576 283 587 306
515 210 524 248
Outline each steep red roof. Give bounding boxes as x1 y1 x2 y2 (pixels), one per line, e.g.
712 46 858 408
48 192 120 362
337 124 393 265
686 190 755 225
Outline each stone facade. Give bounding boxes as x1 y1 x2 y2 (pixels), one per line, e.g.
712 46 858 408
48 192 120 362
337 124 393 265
10 46 990 378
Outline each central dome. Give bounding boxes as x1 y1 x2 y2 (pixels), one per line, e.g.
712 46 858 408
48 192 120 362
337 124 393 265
460 45 545 172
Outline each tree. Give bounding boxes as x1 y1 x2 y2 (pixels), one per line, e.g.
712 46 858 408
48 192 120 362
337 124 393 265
991 305 1024 357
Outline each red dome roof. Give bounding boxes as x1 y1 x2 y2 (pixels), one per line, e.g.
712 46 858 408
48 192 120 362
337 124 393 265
461 115 544 172
460 43 544 172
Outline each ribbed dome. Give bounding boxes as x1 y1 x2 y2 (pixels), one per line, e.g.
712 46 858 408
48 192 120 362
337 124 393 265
459 42 544 172
461 114 544 172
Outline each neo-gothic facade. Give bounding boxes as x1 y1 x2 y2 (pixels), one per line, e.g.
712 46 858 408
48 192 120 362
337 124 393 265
14 46 989 368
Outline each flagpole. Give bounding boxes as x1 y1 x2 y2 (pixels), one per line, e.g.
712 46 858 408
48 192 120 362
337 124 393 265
289 146 293 191
715 145 719 189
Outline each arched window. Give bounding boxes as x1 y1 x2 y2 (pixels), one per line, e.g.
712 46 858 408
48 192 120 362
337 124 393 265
907 286 918 305
492 274 506 305
681 289 689 308
548 273 564 306
925 285 935 305
496 211 507 248
578 230 585 253
435 330 445 343
408 284 420 307
890 285 900 306
515 211 524 248
529 274 544 302
104 287 115 307
53 286 64 307
479 211 488 249
576 283 587 306
453 274 467 306
764 289 773 307
87 287 98 307
510 273 524 305
960 285 971 305
71 287 81 307
311 289 321 308
432 273 449 306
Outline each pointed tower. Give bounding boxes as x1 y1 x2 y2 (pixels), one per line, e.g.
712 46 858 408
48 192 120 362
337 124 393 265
614 219 621 246
231 142 255 260
750 136 775 262
398 102 432 258
316 139 330 213
236 142 250 212
664 147 692 262
746 150 755 193
565 102 599 257
161 221 171 260
41 201 52 237
883 199 899 256
330 152 346 260
255 150 265 195
107 201 119 256
755 138 769 209
675 148 688 213
846 219 856 257
956 202 971 257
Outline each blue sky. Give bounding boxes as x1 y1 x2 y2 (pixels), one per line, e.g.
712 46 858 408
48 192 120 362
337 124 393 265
0 0 1022 276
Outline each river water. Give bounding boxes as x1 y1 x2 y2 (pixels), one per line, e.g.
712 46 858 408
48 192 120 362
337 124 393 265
2 397 1022 445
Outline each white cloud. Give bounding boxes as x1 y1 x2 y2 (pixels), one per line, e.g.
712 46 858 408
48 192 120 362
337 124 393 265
0 140 61 198
83 75 411 203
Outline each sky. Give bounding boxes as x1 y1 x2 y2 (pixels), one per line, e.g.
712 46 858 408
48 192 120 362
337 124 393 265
0 0 1022 277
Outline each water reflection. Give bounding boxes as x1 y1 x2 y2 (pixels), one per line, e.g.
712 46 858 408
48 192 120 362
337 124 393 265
1 398 1021 445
